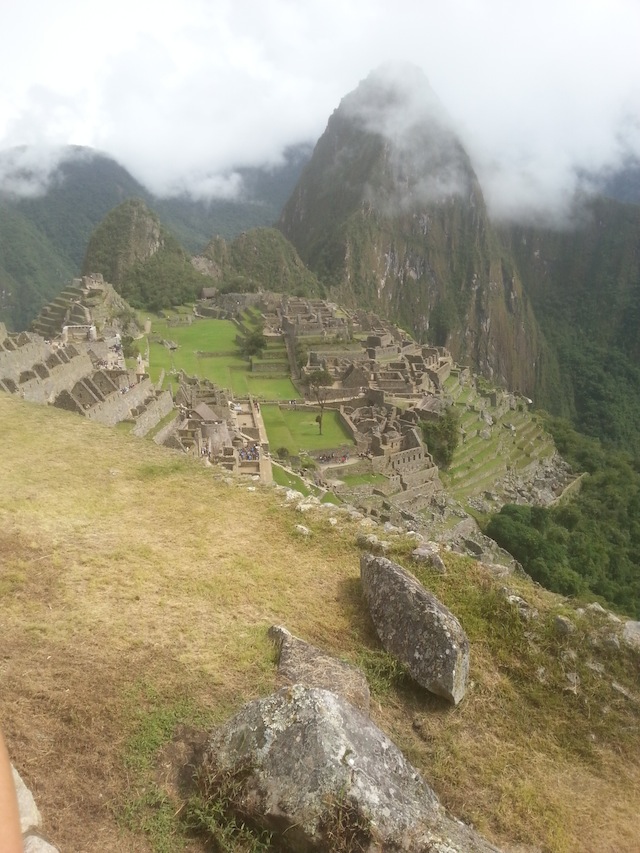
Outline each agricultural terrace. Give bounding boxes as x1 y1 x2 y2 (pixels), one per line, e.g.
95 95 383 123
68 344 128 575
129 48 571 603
141 311 300 401
440 374 555 508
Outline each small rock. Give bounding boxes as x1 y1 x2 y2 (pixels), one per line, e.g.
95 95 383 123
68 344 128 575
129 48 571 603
501 588 538 620
586 602 607 615
328 517 338 526
611 682 637 703
268 626 370 713
602 633 621 651
479 561 512 579
622 620 640 652
554 615 575 637
404 530 424 542
24 838 60 853
359 517 378 529
246 486 256 492
285 488 303 502
382 522 402 534
411 545 446 574
295 525 311 537
356 533 389 554
565 671 580 693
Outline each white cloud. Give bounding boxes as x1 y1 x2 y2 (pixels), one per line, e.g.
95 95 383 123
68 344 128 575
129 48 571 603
0 0 639 218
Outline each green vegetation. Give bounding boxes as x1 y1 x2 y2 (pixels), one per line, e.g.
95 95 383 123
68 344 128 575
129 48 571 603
0 205 75 330
202 227 322 296
118 683 217 852
239 327 267 357
486 419 640 617
504 197 640 452
303 367 333 435
144 315 300 400
420 407 460 468
83 199 210 311
261 405 354 454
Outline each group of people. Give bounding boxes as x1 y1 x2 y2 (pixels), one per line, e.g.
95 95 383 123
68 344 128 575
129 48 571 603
316 452 349 464
239 443 260 461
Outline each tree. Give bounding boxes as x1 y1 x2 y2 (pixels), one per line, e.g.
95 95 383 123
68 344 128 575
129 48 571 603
240 327 267 357
420 406 460 468
304 368 333 435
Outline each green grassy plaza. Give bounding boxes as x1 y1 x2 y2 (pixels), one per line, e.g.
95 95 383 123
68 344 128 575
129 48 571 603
260 405 355 455
142 314 300 400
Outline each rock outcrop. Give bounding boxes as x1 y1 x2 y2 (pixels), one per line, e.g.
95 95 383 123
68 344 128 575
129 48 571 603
268 625 371 714
360 553 469 704
12 765 59 852
200 685 502 852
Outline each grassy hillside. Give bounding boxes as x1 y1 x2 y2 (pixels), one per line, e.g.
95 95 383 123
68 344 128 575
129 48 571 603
0 392 639 852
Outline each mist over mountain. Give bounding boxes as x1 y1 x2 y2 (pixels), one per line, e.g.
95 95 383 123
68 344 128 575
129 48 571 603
0 143 311 329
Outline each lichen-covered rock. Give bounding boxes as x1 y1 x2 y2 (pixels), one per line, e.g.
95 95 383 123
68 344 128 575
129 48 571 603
268 625 370 713
200 685 502 852
411 542 446 573
360 554 469 704
622 620 640 652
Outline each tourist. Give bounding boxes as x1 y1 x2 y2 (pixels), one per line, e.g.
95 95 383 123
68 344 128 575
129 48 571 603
0 726 23 852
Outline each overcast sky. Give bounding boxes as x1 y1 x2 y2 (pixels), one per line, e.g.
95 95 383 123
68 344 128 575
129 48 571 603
1 0 639 220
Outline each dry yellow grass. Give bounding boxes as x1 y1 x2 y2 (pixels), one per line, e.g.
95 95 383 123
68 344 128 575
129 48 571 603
0 393 639 852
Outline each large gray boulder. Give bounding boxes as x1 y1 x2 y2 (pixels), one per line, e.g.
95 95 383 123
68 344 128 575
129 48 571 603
268 624 371 713
360 553 469 705
201 685 502 852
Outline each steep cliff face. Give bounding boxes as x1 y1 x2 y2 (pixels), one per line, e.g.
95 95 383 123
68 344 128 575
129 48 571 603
278 65 543 394
497 198 640 440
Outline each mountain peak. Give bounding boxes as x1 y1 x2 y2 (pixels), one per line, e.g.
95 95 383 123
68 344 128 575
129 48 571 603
341 62 446 129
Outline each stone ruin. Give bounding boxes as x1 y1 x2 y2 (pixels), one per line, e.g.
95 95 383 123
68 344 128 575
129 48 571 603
330 394 443 513
0 275 172 437
162 373 273 483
